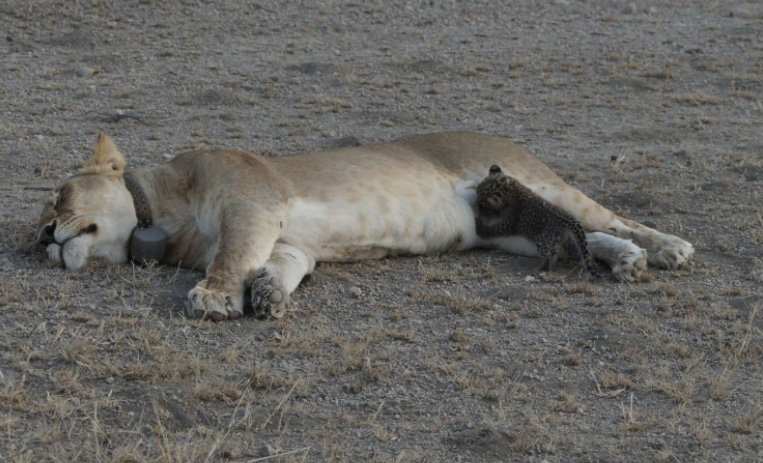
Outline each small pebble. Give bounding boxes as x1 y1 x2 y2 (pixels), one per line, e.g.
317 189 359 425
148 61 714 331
105 376 115 384
260 444 277 457
73 65 95 78
349 286 362 298
524 275 535 282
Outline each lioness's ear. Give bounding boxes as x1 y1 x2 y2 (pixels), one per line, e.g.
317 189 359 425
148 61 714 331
81 133 127 175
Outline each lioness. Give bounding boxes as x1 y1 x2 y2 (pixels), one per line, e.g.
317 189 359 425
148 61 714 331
36 132 694 320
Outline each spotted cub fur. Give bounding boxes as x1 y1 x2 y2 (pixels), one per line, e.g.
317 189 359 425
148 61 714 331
476 165 601 277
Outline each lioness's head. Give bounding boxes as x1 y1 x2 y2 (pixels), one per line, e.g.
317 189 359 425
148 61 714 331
37 134 137 270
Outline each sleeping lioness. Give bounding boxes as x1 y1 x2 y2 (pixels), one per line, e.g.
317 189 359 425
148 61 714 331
36 132 694 320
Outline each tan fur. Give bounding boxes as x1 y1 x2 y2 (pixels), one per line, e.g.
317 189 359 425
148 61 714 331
81 133 127 176
37 132 694 320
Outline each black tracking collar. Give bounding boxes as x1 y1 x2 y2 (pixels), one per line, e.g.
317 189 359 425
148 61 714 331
123 173 167 264
124 173 153 228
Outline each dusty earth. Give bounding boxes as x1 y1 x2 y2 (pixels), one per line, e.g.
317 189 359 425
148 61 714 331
1 0 762 462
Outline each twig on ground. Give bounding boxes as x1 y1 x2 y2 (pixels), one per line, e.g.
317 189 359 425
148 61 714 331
590 370 626 398
0 442 48 462
260 380 300 431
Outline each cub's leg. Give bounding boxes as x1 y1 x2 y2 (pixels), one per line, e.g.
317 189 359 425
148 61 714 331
249 243 315 319
529 182 693 276
186 201 282 321
537 241 557 272
475 218 506 239
475 210 515 239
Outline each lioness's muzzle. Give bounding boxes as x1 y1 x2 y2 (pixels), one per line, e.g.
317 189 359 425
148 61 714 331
39 221 57 246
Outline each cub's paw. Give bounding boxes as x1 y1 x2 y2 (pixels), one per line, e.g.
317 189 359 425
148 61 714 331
648 237 694 270
185 280 244 321
612 244 648 283
250 269 290 319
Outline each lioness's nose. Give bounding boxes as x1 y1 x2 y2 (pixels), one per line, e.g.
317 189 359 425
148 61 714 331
39 221 57 245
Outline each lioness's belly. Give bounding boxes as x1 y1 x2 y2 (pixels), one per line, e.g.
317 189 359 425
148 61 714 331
280 175 478 262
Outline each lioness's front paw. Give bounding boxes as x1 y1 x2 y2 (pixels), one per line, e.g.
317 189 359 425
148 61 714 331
648 238 694 270
185 280 243 321
250 270 290 319
47 244 62 263
612 244 648 283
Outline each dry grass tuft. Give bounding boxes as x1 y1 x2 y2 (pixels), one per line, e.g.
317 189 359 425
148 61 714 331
246 363 300 391
407 287 491 314
510 411 548 454
0 378 28 411
549 393 584 414
61 338 96 365
643 69 675 79
729 412 761 434
564 282 602 296
671 93 723 106
193 380 244 402
563 354 582 366
600 371 633 390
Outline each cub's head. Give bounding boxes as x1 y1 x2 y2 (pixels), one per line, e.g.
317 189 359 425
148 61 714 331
37 133 137 270
476 165 508 213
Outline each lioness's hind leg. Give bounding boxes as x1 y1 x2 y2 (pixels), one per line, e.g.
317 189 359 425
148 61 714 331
534 182 694 272
250 243 315 319
616 217 694 270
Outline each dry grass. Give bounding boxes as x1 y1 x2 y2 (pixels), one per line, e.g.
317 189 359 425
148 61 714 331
671 93 724 106
407 287 492 314
1 0 762 461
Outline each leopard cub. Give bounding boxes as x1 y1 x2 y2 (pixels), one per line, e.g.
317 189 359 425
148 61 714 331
476 165 601 278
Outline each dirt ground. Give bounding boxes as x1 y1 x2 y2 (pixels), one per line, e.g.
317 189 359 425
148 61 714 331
1 0 762 462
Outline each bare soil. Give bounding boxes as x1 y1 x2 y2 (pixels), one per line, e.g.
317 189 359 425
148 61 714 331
1 1 762 462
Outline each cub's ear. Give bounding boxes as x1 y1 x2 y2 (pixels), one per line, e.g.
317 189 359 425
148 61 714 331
81 133 127 175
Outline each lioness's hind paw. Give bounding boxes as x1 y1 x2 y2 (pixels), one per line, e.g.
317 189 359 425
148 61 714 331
250 270 290 319
649 239 694 270
185 282 243 321
612 245 647 283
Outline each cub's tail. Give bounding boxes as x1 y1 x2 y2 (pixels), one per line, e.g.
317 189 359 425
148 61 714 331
565 228 602 278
